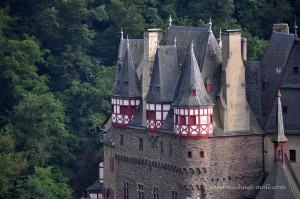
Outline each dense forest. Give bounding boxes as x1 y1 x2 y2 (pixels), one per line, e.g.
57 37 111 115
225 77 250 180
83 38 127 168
0 0 299 198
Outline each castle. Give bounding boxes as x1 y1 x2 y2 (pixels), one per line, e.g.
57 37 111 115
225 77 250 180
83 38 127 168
84 19 300 199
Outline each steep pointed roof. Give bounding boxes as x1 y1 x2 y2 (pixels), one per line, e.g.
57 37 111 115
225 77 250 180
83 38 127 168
111 38 141 98
256 161 295 199
260 32 294 117
272 90 288 142
173 43 213 107
145 45 179 103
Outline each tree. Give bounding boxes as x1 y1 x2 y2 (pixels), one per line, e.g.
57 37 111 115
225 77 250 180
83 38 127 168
0 130 27 198
17 167 72 199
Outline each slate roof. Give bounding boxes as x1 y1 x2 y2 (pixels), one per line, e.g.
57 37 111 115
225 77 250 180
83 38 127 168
86 180 102 192
162 26 210 68
145 45 179 103
272 91 288 142
173 43 214 107
111 39 142 98
260 32 295 118
256 161 296 199
118 38 144 69
245 61 261 117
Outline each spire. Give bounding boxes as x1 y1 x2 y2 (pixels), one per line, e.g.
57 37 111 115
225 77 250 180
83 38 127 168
111 34 141 98
218 29 222 48
126 35 129 48
168 15 172 29
174 36 177 48
294 17 298 39
173 42 213 107
272 90 288 143
120 28 124 40
208 17 212 32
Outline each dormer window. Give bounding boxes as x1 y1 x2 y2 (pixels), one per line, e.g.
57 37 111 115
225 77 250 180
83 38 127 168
293 67 299 74
191 89 197 96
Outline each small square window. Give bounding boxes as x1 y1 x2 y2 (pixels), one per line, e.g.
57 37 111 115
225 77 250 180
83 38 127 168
293 67 299 74
187 151 192 158
283 106 287 114
200 151 204 158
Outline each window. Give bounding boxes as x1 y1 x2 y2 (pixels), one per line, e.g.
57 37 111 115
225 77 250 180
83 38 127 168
171 190 178 199
290 150 296 162
110 157 114 172
180 116 187 125
139 138 143 151
283 106 287 114
120 135 124 146
123 181 129 199
153 187 159 199
169 143 173 156
262 81 266 90
191 89 197 96
120 105 129 115
138 184 144 199
148 110 156 120
160 141 164 155
293 67 299 74
189 116 196 125
200 150 204 158
187 151 192 158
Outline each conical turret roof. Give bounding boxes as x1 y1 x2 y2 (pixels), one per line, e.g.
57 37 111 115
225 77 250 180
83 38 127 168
173 42 213 107
146 45 179 103
272 90 288 143
111 38 141 98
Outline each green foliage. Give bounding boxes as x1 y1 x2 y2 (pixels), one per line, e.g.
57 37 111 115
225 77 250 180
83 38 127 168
17 167 72 199
12 93 71 166
0 130 28 198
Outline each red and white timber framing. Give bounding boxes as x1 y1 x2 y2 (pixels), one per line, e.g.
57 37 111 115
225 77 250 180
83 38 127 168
146 103 170 132
111 97 140 127
174 106 213 137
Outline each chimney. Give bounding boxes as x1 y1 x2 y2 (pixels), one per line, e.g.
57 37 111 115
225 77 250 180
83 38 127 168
219 29 250 132
272 23 289 33
241 37 247 61
139 28 163 125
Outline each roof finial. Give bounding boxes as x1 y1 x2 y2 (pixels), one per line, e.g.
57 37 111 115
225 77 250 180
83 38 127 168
208 17 212 32
121 28 124 40
174 36 177 48
168 15 172 29
218 29 222 48
191 41 194 53
126 35 129 48
294 17 298 39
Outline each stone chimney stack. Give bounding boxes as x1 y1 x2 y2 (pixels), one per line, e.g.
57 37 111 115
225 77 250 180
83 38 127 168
140 28 163 125
272 23 289 33
219 30 250 132
241 37 247 61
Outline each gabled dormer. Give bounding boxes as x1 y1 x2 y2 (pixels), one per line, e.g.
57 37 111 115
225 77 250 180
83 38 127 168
145 40 179 132
173 42 214 138
111 37 142 127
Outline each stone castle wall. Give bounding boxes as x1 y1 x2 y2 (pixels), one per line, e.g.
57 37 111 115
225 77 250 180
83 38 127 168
103 127 263 199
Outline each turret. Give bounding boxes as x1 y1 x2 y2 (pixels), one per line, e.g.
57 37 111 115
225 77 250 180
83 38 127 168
111 37 142 127
272 90 288 165
145 39 179 132
173 42 214 137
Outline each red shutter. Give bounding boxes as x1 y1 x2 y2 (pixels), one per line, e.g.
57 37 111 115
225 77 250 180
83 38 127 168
180 116 186 125
189 116 196 125
102 187 106 199
111 190 114 199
